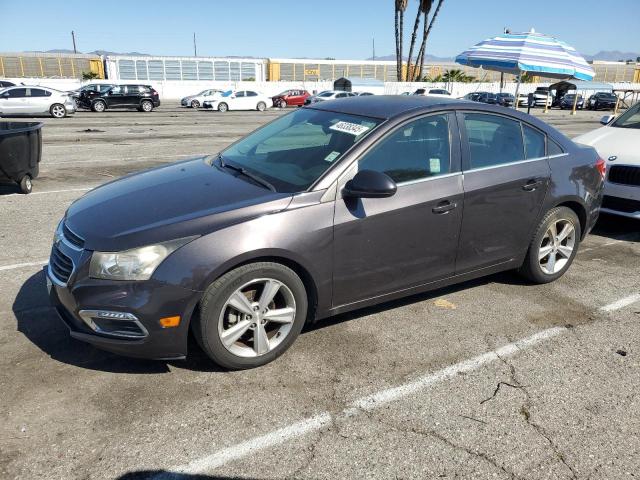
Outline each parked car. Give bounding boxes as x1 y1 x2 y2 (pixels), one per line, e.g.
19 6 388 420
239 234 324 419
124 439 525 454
46 96 604 369
84 85 160 112
303 90 356 105
477 92 498 104
462 91 487 102
413 88 451 97
531 87 554 107
587 92 618 110
0 80 15 88
496 93 515 107
271 89 310 108
180 89 223 109
202 90 270 112
560 94 584 110
70 83 115 108
517 94 530 107
0 86 76 118
574 102 640 219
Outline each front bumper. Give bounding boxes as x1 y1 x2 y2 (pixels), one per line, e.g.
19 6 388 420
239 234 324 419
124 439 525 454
601 181 640 219
45 264 200 360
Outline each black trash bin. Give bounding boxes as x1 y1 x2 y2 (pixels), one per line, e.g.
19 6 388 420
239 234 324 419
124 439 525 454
0 121 43 194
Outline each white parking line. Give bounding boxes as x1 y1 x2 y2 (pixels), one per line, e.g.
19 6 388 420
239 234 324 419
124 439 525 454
156 326 566 478
600 293 640 312
0 260 48 272
1 187 93 198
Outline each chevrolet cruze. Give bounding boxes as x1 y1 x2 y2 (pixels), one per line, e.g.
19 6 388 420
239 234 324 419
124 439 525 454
47 96 604 369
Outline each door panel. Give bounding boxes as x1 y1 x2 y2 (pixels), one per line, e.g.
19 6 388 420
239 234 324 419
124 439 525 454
456 112 551 273
333 174 463 306
332 112 463 307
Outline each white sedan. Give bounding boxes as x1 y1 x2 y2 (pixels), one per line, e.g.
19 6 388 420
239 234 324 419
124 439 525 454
180 89 223 108
203 90 270 112
574 102 640 219
0 86 76 118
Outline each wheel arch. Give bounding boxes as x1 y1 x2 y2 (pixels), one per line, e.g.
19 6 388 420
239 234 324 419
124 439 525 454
554 199 588 240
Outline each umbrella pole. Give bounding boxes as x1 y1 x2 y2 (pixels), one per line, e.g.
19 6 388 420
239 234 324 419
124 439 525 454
513 71 523 109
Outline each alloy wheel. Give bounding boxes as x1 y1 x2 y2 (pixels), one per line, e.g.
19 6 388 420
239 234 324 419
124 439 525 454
218 278 296 358
538 219 576 275
51 105 65 118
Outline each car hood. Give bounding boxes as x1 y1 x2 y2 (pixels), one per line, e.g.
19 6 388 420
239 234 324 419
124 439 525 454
574 127 640 165
65 157 292 251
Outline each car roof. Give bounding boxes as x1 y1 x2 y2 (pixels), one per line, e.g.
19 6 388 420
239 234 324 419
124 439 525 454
309 95 464 119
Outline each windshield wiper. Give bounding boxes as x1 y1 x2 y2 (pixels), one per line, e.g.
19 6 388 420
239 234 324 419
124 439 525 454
218 156 276 192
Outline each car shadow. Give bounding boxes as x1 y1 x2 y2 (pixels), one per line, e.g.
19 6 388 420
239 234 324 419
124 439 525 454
590 213 639 242
116 472 260 480
0 181 23 195
14 268 525 375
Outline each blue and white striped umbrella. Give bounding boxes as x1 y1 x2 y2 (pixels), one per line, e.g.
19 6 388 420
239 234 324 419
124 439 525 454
455 30 595 81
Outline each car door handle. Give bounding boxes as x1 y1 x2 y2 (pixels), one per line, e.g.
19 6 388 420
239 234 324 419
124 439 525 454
432 200 457 214
522 178 544 191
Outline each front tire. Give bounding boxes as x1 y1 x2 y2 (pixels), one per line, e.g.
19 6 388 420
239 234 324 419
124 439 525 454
50 104 66 118
193 262 308 369
518 206 581 284
191 100 200 108
218 102 228 112
278 99 287 109
19 175 32 194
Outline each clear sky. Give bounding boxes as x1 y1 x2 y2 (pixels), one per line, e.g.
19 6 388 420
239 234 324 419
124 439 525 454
1 0 639 59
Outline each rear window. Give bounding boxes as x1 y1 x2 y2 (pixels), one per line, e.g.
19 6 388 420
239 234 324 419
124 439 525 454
523 125 546 159
548 139 564 155
463 113 525 169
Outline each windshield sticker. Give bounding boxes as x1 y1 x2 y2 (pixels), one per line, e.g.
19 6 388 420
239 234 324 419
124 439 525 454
324 151 341 162
329 121 370 136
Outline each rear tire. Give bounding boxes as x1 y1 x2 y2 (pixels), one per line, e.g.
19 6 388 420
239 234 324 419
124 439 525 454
141 100 153 112
257 101 267 112
50 104 66 118
19 175 32 194
518 206 581 284
91 100 106 112
193 262 308 369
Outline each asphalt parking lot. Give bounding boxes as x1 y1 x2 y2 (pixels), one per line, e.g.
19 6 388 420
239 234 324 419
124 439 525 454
1 105 639 480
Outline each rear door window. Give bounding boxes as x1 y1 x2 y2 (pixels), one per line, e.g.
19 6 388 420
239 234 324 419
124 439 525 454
463 113 525 169
522 124 546 159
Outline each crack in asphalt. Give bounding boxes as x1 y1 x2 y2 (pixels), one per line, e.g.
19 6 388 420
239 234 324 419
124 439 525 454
496 353 579 480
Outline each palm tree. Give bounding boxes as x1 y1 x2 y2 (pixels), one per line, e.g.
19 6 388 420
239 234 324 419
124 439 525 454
413 0 445 81
394 0 408 81
442 69 475 83
405 0 427 80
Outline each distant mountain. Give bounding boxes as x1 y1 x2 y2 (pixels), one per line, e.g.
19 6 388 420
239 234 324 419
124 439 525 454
368 54 454 62
584 50 639 62
27 49 150 56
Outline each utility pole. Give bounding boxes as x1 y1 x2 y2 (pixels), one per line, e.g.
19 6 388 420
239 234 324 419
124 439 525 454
372 38 375 61
193 32 197 57
71 31 77 54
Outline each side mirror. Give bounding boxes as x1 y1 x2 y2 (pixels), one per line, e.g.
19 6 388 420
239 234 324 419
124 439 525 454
600 115 615 125
343 170 397 199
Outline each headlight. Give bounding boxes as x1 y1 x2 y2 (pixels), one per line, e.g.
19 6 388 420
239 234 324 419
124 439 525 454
89 237 196 281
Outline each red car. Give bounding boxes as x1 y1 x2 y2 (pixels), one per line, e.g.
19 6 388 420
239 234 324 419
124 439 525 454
271 89 310 108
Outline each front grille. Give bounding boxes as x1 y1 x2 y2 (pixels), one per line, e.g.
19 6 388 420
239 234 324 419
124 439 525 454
608 165 640 187
50 245 73 283
62 223 84 249
602 195 640 213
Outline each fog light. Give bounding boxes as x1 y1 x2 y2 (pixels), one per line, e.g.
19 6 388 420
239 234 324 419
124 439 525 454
159 316 181 328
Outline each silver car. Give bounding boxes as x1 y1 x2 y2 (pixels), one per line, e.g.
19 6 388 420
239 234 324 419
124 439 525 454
0 86 76 118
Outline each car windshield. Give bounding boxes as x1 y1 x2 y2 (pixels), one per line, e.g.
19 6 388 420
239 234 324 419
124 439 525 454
318 91 335 98
611 103 640 129
220 108 383 192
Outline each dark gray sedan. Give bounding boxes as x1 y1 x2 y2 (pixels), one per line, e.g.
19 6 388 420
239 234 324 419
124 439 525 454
47 96 605 369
